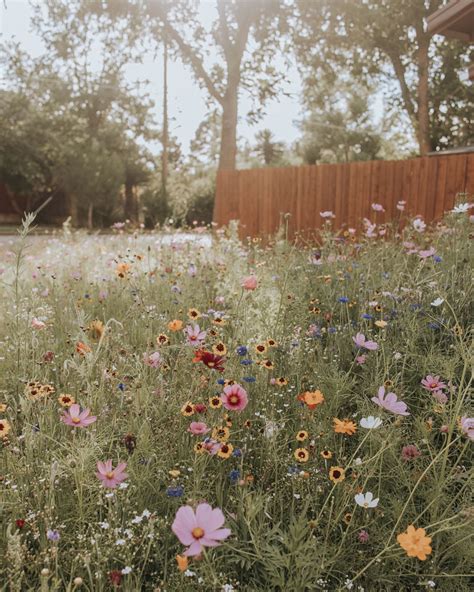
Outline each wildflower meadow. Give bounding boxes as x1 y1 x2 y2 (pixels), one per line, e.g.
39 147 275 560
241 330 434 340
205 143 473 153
0 206 473 592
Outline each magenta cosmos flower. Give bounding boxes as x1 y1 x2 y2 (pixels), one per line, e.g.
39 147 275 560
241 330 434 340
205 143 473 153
372 386 410 416
421 375 447 392
61 404 97 428
221 383 248 412
188 422 210 435
185 324 207 347
172 503 231 556
353 332 378 351
96 460 128 489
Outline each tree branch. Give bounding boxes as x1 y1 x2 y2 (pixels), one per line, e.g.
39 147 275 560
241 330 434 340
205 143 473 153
161 20 224 105
387 51 417 124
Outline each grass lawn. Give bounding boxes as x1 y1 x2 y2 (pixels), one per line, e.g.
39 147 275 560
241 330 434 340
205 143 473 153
0 211 472 591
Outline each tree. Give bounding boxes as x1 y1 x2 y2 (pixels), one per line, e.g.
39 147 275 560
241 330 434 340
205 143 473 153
146 0 287 170
254 129 285 166
297 80 386 164
294 0 473 155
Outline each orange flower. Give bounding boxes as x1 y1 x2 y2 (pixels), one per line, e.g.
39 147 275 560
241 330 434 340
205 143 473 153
397 525 432 560
115 262 131 278
333 418 357 435
88 319 105 340
176 554 188 572
298 390 324 410
76 342 91 355
168 319 183 332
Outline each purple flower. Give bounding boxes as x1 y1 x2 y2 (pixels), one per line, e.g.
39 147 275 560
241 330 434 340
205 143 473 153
371 386 410 416
143 351 162 368
460 417 474 441
353 332 378 351
358 530 369 543
47 529 60 541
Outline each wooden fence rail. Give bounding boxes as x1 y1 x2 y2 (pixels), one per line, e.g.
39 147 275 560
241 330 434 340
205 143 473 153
214 153 474 238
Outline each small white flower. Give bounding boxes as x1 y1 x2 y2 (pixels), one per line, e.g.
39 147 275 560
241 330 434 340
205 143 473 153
360 416 382 429
354 491 379 508
115 539 126 546
430 297 444 307
99 521 110 529
412 218 426 232
121 566 132 575
184 569 195 577
354 457 363 466
131 515 143 524
222 585 235 592
427 581 436 588
119 482 129 489
451 202 471 214
141 509 151 518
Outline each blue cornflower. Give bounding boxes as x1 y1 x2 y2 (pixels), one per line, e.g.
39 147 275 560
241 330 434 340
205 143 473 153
434 256 442 263
428 322 440 330
229 469 240 483
243 377 256 383
362 313 374 320
232 448 242 457
118 383 126 392
328 327 337 334
240 359 253 365
236 346 248 356
338 296 349 303
217 378 226 385
166 486 184 498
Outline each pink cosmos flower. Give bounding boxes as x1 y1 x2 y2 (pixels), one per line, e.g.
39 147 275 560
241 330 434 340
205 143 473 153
355 354 367 365
61 404 97 428
421 375 447 392
353 333 379 351
432 390 448 404
143 351 162 368
242 275 258 290
96 460 128 489
371 386 410 416
320 211 335 219
185 324 207 347
221 383 248 412
418 247 436 259
172 503 231 557
202 438 222 455
188 422 210 435
31 317 46 330
396 200 406 211
460 417 474 441
371 203 385 212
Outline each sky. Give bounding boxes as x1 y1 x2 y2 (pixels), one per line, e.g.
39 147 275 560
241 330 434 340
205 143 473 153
0 0 304 155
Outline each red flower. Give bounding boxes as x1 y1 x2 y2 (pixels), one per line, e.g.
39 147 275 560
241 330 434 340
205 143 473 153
193 350 225 372
108 570 122 587
15 519 25 529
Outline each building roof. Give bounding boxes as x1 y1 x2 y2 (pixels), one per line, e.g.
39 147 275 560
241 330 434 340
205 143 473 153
427 0 474 41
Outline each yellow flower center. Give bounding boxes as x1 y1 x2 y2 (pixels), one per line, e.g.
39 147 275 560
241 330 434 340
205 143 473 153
192 527 204 539
72 417 81 424
229 395 239 404
105 471 115 479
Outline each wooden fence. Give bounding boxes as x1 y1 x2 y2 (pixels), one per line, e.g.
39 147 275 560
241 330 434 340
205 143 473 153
214 152 474 238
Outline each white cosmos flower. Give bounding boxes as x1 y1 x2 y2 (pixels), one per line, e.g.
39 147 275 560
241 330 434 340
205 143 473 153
354 491 379 508
451 203 471 214
430 297 444 307
359 416 382 429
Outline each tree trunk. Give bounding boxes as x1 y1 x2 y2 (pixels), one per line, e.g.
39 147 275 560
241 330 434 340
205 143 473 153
124 179 135 222
87 202 94 230
416 39 432 156
218 84 238 170
69 193 79 227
